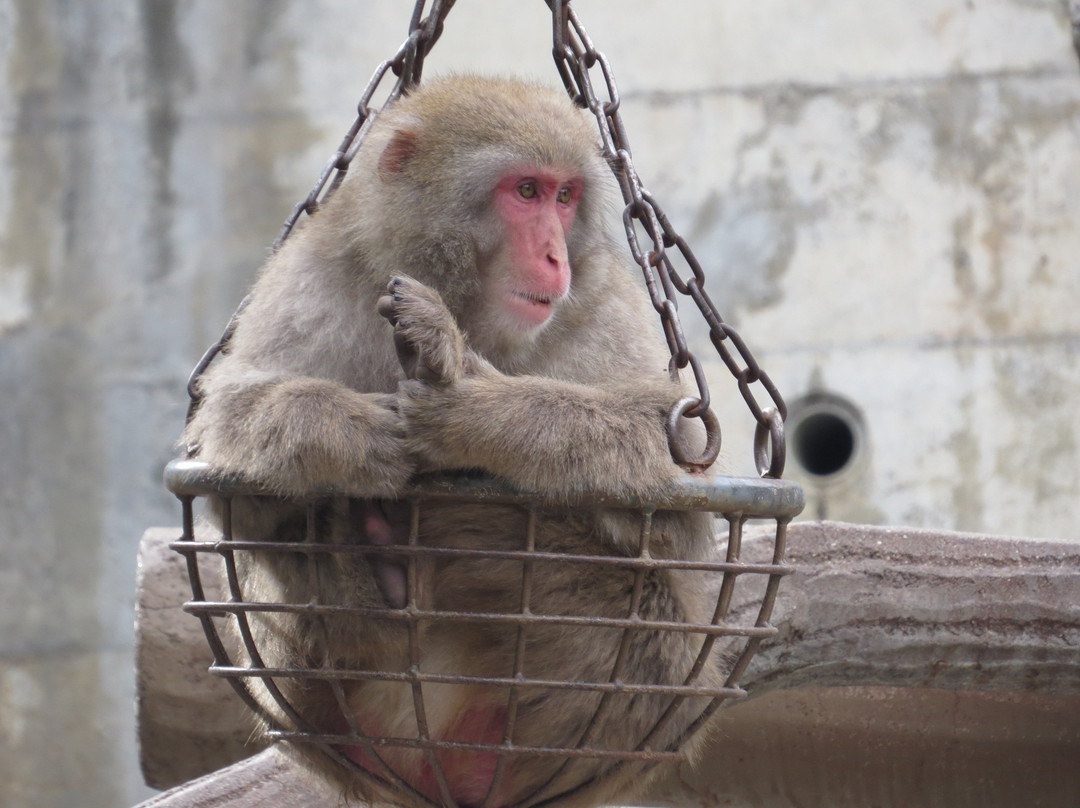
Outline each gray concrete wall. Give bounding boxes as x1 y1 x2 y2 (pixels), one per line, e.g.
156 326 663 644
0 2 1076 807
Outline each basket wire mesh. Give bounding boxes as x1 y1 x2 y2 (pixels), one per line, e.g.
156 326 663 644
165 459 802 807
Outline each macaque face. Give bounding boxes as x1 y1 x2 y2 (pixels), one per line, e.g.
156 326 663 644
486 167 582 334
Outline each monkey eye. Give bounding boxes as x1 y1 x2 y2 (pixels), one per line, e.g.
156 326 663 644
557 186 573 204
517 182 538 199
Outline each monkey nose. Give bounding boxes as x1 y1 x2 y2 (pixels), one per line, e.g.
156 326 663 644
544 231 569 269
546 247 567 271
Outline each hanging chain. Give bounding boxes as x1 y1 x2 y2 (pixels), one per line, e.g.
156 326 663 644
273 0 458 248
548 0 786 478
184 0 456 424
186 0 786 479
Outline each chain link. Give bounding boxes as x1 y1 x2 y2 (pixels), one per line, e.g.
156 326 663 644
187 0 787 478
185 0 456 423
547 0 787 477
274 0 458 249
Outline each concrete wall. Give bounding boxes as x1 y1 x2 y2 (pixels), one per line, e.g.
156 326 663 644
0 2 1075 806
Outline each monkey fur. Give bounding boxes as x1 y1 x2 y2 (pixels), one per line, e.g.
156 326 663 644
183 75 729 808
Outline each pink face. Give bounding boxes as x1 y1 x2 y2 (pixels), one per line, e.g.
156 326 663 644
492 169 582 329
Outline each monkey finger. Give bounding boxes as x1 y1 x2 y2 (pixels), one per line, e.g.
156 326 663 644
395 378 430 403
391 326 423 378
384 274 416 303
376 294 398 324
371 392 402 414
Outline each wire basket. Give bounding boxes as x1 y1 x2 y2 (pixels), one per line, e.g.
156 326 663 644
164 457 802 807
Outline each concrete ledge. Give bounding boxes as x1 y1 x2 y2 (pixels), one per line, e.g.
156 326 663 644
135 520 1080 806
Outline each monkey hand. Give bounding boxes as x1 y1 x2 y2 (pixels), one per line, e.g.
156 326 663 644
377 275 497 474
184 381 416 497
378 276 468 386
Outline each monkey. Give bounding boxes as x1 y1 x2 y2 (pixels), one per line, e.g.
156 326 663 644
182 75 729 808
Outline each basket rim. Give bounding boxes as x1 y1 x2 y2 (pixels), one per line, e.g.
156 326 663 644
164 457 805 519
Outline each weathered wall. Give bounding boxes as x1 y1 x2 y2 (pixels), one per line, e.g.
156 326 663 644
623 2 1080 535
0 2 1076 807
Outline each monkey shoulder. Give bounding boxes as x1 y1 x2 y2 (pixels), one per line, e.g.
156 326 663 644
215 263 394 391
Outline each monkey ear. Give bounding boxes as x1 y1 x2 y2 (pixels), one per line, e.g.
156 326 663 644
378 129 420 180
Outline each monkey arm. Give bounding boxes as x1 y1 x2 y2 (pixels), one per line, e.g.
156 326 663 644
184 373 414 497
399 370 683 498
379 274 687 497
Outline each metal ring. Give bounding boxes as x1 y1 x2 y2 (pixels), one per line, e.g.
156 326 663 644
667 397 721 472
754 407 786 479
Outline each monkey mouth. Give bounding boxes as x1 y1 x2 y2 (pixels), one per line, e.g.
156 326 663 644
514 290 553 305
508 290 558 326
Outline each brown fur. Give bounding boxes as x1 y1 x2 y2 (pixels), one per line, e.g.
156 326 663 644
183 76 725 808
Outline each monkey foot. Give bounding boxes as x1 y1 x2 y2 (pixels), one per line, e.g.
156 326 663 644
355 499 409 608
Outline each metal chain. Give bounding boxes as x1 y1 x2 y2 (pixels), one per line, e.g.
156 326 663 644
185 0 457 424
548 0 787 478
186 0 787 478
273 0 458 248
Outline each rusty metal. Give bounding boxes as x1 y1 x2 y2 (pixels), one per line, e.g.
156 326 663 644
185 0 457 426
546 0 788 477
165 458 802 808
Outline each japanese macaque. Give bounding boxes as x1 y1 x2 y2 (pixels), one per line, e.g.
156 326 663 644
183 75 726 808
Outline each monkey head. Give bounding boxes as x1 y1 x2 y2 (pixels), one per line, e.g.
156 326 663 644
325 75 620 364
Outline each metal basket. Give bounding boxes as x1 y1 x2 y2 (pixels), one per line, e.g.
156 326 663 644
164 457 802 807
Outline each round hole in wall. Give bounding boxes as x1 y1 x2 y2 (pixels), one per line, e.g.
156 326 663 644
794 411 854 476
787 392 864 481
